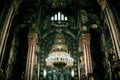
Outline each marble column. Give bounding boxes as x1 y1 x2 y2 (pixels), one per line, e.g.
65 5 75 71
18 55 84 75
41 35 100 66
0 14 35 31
0 5 15 67
97 0 120 60
98 0 120 79
104 5 120 60
81 34 93 77
25 33 37 80
0 0 23 67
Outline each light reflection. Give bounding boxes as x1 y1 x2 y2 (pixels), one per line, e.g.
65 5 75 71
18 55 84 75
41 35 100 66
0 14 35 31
71 68 74 77
51 16 54 21
43 69 47 78
61 14 64 20
65 17 68 21
51 12 68 21
58 12 61 20
55 14 57 21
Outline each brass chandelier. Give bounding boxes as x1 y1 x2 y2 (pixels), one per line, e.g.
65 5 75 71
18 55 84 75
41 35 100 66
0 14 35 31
46 30 73 68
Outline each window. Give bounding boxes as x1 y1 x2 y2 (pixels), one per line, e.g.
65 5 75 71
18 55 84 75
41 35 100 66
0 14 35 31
51 12 68 21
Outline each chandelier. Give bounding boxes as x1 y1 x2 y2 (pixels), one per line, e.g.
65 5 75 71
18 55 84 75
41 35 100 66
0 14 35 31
46 30 73 68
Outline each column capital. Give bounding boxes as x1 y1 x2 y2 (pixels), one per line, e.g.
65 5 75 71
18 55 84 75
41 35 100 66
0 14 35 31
81 34 91 45
97 0 107 10
28 33 37 43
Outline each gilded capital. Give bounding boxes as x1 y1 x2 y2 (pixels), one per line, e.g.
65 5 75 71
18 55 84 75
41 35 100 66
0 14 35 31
28 33 37 43
81 34 91 45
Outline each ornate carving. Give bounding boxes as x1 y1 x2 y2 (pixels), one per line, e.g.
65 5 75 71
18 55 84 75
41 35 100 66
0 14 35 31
110 61 120 71
28 33 37 43
81 34 91 45
80 10 88 24
110 60 120 79
108 49 116 61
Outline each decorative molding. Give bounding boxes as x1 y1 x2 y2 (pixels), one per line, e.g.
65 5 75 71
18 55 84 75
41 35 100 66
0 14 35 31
110 60 120 71
80 10 88 24
81 34 91 45
28 33 37 43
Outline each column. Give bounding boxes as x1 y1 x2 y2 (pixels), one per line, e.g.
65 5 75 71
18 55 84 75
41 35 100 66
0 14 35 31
104 6 120 59
0 5 15 67
81 34 93 77
25 33 37 80
97 0 120 60
97 0 120 79
0 0 23 67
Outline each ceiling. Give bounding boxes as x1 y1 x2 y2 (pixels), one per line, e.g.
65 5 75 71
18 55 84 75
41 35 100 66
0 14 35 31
17 0 102 27
20 0 120 18
1 0 120 16
19 0 101 14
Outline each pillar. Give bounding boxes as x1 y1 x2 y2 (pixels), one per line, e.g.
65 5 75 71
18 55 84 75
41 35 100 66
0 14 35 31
104 6 120 60
0 0 23 67
81 33 93 77
0 5 15 67
25 33 37 80
97 0 120 79
97 0 120 60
